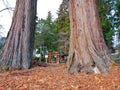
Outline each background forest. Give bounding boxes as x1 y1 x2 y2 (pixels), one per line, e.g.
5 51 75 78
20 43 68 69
33 0 120 63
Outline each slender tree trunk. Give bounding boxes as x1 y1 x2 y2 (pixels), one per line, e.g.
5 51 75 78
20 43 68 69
0 0 37 70
67 0 111 74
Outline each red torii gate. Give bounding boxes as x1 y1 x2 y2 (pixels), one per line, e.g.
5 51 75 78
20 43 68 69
48 52 60 63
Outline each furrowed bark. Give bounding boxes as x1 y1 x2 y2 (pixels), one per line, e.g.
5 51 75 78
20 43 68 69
67 0 111 74
0 0 37 70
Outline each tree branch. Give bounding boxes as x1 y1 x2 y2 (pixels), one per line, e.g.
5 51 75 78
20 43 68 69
0 7 14 13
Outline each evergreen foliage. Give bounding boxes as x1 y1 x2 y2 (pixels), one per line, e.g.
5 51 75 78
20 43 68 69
98 0 114 49
116 0 120 37
56 0 69 33
55 0 70 54
34 11 58 52
34 0 70 54
0 37 5 49
98 0 120 50
0 25 5 50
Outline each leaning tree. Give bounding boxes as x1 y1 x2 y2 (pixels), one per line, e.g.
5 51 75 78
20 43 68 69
0 0 37 70
67 0 112 74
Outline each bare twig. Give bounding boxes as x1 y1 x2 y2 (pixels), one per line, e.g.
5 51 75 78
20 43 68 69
0 7 14 13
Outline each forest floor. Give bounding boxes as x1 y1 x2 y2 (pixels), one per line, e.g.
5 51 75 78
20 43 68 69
0 61 119 90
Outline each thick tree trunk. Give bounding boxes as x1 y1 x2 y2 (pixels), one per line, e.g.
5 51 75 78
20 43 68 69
0 0 37 70
67 0 111 74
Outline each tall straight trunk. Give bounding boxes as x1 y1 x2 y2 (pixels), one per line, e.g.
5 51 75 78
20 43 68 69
0 0 37 70
67 0 111 74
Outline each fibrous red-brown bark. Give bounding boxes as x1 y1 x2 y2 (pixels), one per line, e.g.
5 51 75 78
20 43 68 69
67 0 111 74
0 0 37 70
